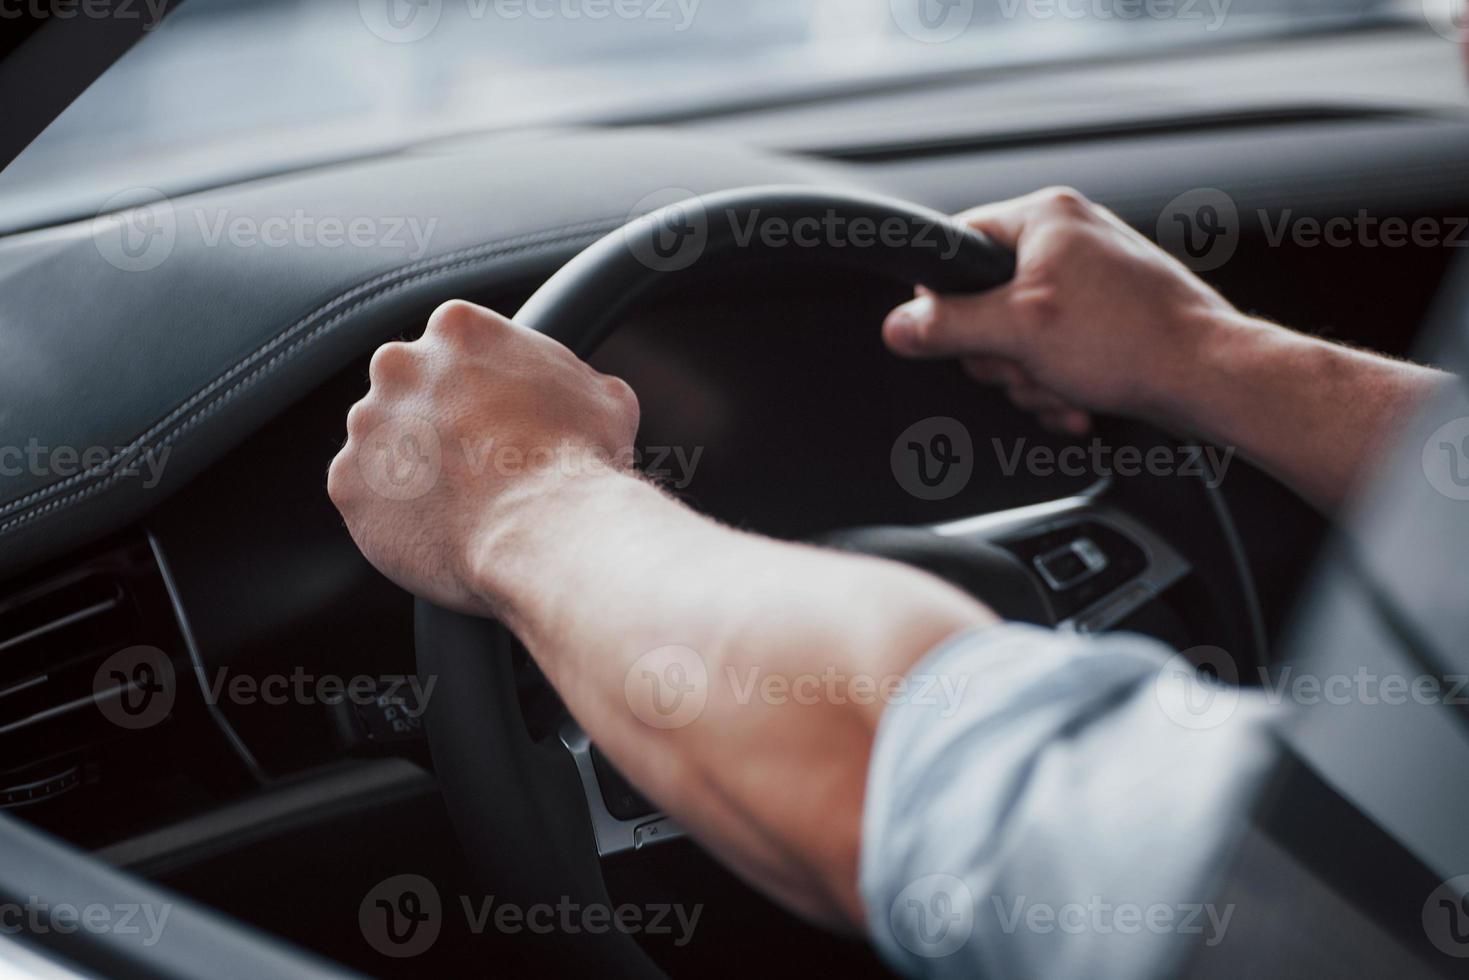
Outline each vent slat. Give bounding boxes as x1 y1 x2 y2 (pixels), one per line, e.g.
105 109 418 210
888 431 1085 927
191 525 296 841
0 595 121 655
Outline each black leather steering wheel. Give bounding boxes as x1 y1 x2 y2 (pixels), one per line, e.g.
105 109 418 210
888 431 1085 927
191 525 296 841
416 187 1264 977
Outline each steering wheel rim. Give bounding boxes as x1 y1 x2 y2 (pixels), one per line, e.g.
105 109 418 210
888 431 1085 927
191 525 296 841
415 186 1262 976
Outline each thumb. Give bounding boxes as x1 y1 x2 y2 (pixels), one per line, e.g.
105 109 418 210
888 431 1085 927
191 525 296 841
883 288 1023 360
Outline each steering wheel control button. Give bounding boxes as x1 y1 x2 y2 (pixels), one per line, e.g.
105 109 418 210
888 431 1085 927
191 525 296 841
352 681 427 744
891 417 974 501
1000 520 1151 624
633 816 683 851
1033 537 1109 592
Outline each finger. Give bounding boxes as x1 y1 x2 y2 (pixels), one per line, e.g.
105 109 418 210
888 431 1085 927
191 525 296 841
952 197 1036 250
953 185 1087 249
883 288 1023 360
425 299 513 347
1037 409 1094 436
960 355 1025 386
1007 382 1071 414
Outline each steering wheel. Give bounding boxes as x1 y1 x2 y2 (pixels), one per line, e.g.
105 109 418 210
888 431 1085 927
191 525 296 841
415 187 1265 977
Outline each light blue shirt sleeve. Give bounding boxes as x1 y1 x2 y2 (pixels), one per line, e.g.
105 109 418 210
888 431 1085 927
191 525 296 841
860 623 1279 980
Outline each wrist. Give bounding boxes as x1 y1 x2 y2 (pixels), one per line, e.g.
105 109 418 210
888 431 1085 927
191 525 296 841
1144 309 1287 438
464 447 641 611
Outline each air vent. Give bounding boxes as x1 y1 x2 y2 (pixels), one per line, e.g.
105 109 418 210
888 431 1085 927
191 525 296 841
0 549 179 808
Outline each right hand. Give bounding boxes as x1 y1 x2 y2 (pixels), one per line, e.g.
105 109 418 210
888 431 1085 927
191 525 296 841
883 187 1244 434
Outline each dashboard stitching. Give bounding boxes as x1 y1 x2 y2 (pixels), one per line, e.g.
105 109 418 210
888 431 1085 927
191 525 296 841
0 219 624 537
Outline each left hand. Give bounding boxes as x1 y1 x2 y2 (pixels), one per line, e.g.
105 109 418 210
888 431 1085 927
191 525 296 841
327 300 641 616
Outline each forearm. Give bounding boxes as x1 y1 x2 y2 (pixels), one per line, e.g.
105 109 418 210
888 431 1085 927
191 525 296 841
468 464 996 925
1158 312 1450 512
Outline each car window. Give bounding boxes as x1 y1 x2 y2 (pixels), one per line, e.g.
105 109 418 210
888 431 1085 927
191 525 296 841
0 0 1423 230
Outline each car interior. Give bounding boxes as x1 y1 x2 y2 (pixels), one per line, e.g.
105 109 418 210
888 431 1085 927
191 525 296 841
2 1 1468 977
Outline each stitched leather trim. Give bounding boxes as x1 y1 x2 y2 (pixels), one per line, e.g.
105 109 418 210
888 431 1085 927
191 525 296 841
0 217 624 538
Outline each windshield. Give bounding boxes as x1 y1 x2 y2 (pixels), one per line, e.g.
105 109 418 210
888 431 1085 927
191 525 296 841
0 0 1411 232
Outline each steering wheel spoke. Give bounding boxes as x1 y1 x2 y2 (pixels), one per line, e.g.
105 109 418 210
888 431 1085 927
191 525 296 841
931 487 1191 633
560 720 685 859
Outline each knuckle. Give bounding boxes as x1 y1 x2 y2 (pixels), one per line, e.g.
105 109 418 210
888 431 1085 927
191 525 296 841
1039 186 1092 216
1011 283 1062 332
603 374 641 420
426 299 492 346
345 399 379 437
326 450 353 508
368 342 418 387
